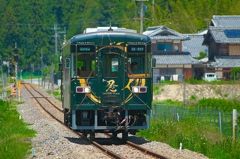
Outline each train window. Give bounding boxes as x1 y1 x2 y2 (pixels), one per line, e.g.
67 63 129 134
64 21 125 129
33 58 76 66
104 54 118 77
127 54 151 78
91 60 95 71
77 61 85 70
74 53 95 77
128 56 144 74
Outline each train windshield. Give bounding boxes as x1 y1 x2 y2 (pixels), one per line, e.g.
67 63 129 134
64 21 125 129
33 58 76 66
104 54 119 77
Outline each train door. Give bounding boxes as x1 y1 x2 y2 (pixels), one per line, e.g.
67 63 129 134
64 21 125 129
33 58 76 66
98 47 125 108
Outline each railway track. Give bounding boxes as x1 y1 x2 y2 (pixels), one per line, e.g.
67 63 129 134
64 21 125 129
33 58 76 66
22 82 169 159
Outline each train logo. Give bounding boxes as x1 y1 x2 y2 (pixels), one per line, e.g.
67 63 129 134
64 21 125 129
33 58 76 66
103 79 118 93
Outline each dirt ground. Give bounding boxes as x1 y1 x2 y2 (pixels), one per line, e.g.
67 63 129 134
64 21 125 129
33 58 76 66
153 83 240 102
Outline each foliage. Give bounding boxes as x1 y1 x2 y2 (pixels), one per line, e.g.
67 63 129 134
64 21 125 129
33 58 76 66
153 85 160 94
158 80 179 85
152 99 182 106
1 0 240 74
9 78 14 83
184 78 201 84
46 90 61 101
137 118 240 159
189 95 197 101
196 51 207 60
196 98 240 112
184 78 234 85
231 67 240 80
0 100 36 159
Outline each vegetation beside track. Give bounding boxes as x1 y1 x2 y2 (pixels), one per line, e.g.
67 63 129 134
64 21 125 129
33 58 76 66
138 97 240 159
44 79 240 159
44 79 240 158
0 100 36 159
137 116 240 159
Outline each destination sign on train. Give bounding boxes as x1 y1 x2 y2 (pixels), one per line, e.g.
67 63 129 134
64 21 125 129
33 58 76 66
127 45 145 52
70 45 96 52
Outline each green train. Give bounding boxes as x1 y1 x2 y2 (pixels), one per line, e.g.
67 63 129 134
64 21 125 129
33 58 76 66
60 27 154 141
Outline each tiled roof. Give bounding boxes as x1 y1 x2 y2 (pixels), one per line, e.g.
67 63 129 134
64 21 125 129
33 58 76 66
182 34 208 58
210 56 240 68
208 26 240 43
153 52 200 65
143 26 190 41
211 15 240 27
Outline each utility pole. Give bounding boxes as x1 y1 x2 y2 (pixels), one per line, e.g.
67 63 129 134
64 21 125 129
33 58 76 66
52 24 66 54
135 0 149 34
0 55 3 96
152 0 154 21
41 48 43 86
140 1 144 34
51 25 66 91
52 24 59 55
58 27 66 48
13 43 19 100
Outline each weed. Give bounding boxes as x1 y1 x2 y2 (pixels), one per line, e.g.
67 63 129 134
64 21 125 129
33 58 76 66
215 88 222 95
190 95 196 101
153 85 160 94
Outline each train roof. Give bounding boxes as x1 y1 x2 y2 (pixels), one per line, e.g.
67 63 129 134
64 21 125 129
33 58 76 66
83 27 137 34
69 31 151 45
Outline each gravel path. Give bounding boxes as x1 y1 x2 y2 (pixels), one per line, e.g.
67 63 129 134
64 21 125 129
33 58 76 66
17 84 209 159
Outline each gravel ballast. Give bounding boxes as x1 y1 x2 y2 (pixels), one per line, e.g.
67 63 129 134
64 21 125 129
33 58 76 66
17 85 209 159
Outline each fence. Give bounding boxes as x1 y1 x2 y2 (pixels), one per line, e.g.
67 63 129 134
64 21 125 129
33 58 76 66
152 104 239 139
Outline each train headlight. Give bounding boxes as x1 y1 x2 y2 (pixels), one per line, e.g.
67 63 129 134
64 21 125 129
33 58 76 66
131 86 147 93
76 86 91 93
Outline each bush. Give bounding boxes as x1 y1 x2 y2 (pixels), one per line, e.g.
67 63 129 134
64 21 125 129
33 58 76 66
197 98 240 112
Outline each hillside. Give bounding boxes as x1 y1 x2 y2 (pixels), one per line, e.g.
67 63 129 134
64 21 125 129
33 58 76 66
1 0 240 74
153 84 240 102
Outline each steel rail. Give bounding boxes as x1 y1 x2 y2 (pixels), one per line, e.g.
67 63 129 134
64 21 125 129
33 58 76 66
104 134 169 159
22 83 124 159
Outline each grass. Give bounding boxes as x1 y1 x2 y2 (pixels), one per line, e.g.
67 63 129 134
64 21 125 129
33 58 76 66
0 100 36 159
184 78 240 85
137 117 240 159
153 85 165 95
156 78 240 85
46 90 62 101
152 99 182 106
142 83 240 159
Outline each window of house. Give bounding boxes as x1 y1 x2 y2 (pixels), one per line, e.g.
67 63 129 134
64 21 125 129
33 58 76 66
157 44 172 51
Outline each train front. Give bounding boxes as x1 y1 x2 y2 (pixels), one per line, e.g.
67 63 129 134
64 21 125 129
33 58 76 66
61 31 153 140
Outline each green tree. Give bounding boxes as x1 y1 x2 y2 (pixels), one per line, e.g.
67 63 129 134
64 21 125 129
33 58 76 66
1 6 20 61
196 51 207 60
27 0 50 72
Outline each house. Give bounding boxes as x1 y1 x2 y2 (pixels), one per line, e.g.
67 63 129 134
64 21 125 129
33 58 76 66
202 15 240 80
143 26 200 83
182 30 208 58
182 31 209 79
